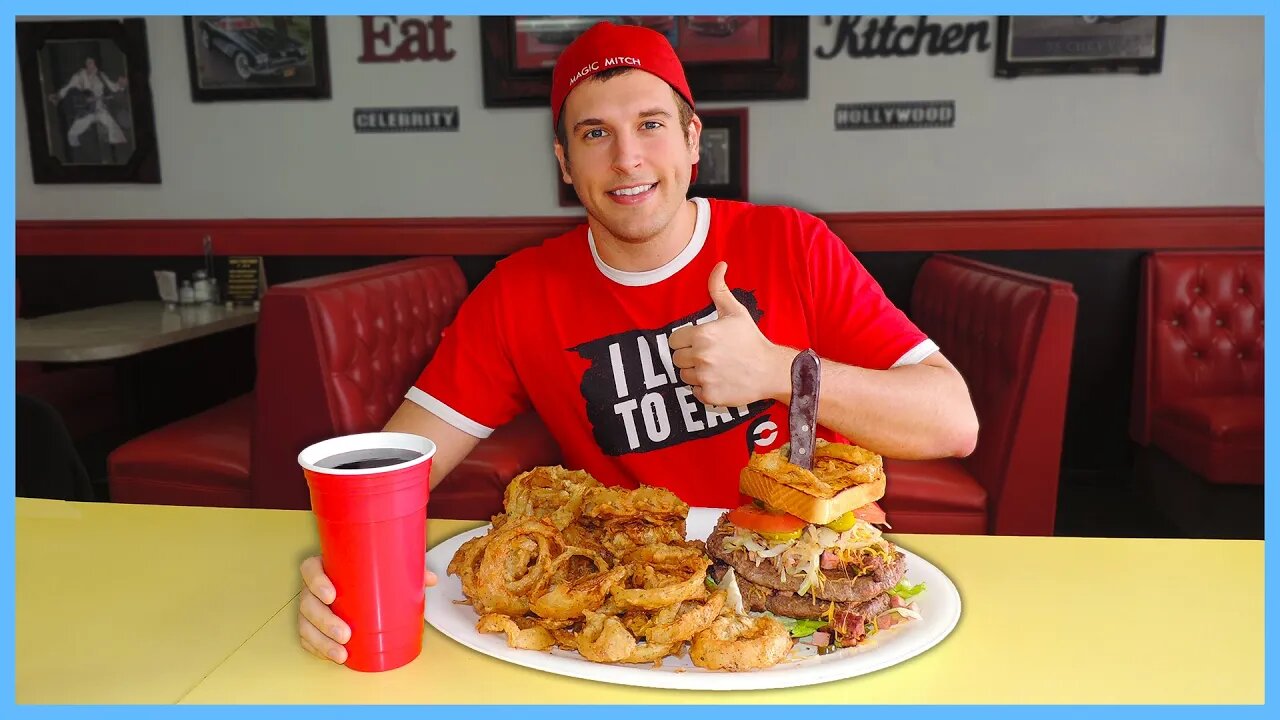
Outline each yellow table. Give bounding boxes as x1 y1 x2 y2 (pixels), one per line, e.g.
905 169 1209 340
16 499 1264 704
16 499 303 703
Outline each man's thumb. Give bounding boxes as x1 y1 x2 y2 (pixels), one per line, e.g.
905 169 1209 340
708 261 745 317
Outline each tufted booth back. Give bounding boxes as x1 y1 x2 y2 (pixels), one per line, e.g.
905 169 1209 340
910 254 1078 534
1130 251 1264 445
251 258 469 509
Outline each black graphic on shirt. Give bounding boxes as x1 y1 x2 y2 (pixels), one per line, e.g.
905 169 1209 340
745 412 782 456
570 290 774 456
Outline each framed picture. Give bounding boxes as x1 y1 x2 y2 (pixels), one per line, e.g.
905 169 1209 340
483 16 808 108
555 107 748 207
17 18 160 184
689 108 748 201
184 16 331 101
995 16 1165 77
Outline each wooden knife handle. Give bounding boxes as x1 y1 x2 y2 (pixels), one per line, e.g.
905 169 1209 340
788 349 821 470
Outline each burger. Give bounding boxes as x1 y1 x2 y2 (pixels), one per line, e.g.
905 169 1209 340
705 439 925 651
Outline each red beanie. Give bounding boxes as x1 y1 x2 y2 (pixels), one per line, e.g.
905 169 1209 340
551 21 698 182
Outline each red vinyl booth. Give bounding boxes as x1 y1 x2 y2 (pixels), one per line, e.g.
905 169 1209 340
110 253 1079 536
1130 251 1263 538
108 258 560 511
882 254 1078 535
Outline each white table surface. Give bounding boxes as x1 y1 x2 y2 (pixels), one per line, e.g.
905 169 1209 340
16 301 259 362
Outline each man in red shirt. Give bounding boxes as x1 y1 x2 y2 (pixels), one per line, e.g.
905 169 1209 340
298 20 978 665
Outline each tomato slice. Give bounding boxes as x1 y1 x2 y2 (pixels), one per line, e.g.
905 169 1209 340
852 501 887 526
727 504 809 534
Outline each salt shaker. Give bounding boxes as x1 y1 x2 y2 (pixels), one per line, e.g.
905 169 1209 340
179 280 196 305
193 270 211 304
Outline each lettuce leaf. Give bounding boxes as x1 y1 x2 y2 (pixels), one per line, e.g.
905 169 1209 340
788 619 829 638
763 612 828 639
888 579 926 600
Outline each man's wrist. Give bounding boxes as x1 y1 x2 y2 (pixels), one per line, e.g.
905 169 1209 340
768 344 801 403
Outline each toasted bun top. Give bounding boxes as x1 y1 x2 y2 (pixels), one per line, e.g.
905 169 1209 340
738 439 886 525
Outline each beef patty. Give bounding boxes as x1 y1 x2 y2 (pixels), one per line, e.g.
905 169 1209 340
704 514 906 604
710 562 892 620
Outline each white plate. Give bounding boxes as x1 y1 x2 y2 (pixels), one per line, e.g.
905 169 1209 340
425 507 961 691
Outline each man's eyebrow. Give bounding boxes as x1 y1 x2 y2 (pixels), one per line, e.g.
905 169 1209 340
572 117 605 133
572 108 672 133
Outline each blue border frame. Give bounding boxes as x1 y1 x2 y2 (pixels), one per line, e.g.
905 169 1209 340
5 2 1272 717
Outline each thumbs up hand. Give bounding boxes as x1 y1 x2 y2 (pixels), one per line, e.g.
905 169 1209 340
706 260 748 320
668 261 793 407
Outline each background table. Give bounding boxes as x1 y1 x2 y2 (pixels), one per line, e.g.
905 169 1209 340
16 301 259 362
15 499 1264 704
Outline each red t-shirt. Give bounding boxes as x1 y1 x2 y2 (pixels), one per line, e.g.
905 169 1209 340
410 198 937 509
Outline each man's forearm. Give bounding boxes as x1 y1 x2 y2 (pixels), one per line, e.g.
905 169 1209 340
382 399 482 490
765 346 979 460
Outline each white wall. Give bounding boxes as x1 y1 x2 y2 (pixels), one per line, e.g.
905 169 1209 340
16 15 1263 220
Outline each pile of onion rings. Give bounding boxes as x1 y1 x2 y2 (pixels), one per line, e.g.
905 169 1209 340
446 466 794 670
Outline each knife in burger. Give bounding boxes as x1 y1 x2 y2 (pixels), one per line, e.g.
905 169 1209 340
705 350 925 651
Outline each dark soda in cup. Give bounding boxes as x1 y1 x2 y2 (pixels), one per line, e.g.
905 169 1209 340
299 432 436 672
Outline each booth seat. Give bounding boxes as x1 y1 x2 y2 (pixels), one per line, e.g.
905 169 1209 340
1129 251 1263 538
110 253 1080 535
882 254 1079 535
108 258 560 510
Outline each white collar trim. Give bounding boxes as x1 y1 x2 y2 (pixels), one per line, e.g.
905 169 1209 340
588 197 710 287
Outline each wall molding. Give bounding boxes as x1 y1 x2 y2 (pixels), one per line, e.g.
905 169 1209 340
16 206 1262 256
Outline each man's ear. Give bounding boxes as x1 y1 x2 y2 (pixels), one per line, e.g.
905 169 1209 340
687 113 704 165
553 140 572 184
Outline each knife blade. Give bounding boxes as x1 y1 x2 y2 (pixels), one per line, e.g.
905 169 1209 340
787 349 821 470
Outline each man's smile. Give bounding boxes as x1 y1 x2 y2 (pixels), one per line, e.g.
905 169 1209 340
607 181 659 204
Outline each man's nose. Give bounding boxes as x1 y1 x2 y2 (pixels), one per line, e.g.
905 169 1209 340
610 130 643 173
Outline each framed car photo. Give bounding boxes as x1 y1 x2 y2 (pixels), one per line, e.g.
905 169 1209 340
184 16 331 101
483 16 807 108
995 16 1165 77
17 18 161 184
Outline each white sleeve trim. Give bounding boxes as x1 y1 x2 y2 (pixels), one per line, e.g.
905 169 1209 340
404 387 495 439
891 339 940 368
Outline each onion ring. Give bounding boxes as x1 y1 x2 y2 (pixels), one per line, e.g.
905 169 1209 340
645 590 726 644
476 613 556 651
610 544 710 610
530 564 628 620
620 641 682 665
473 519 563 615
576 610 638 663
690 614 794 671
446 534 491 604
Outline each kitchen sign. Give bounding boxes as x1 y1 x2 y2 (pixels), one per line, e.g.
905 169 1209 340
354 106 459 133
835 101 955 130
816 16 992 58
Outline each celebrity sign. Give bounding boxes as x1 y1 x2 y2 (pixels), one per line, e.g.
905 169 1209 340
354 107 459 133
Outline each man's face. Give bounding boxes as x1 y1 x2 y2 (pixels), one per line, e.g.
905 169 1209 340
85 58 98 75
555 70 701 245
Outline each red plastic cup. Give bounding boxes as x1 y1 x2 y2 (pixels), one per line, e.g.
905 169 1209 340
299 432 437 672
